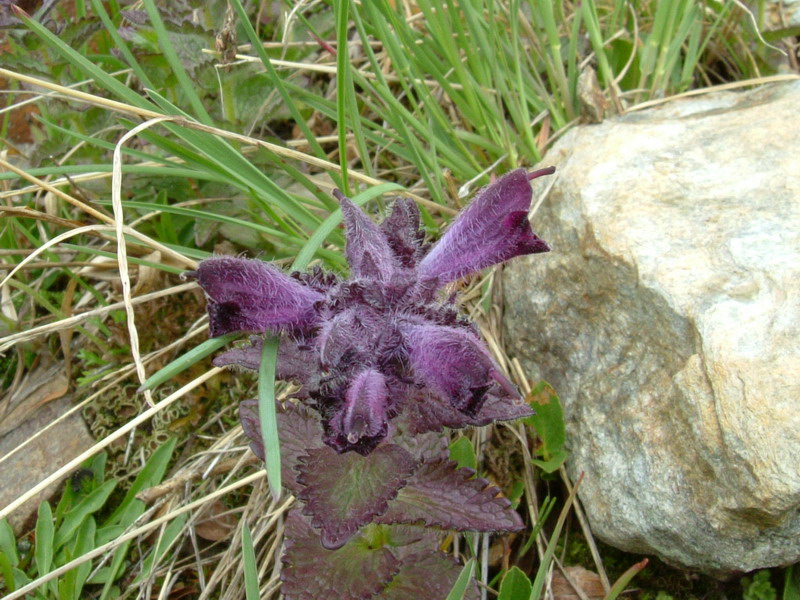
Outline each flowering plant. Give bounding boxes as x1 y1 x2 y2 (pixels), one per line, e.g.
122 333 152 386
192 167 554 599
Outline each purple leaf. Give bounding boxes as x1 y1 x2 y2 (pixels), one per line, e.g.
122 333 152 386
239 400 324 494
214 336 317 385
402 323 519 415
377 457 524 533
418 168 552 286
281 509 401 600
375 551 480 600
193 256 323 337
337 193 399 281
296 444 417 549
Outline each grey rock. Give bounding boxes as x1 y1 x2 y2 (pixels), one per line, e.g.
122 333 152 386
502 81 800 574
0 364 95 534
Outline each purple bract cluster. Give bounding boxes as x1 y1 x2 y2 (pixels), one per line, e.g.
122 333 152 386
192 167 554 455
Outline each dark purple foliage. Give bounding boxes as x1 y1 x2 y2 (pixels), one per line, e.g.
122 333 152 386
193 168 555 600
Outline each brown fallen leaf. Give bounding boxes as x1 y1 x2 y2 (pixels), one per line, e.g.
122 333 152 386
195 500 237 542
552 565 606 600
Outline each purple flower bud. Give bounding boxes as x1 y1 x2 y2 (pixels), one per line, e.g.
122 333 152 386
325 369 389 454
418 168 551 287
193 256 324 337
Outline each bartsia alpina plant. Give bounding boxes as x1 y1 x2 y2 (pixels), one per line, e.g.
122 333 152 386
192 167 555 600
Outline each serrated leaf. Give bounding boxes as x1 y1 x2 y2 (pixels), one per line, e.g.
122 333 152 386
376 551 479 600
523 381 567 473
240 400 324 494
281 509 401 600
377 458 524 533
297 444 417 549
498 566 532 600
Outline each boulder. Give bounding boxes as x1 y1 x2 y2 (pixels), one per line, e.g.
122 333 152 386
502 81 800 574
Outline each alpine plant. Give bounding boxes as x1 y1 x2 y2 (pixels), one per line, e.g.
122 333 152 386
191 167 555 600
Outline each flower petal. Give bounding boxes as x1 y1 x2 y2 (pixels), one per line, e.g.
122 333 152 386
417 168 552 287
194 256 323 336
335 192 398 281
324 368 390 455
402 323 520 415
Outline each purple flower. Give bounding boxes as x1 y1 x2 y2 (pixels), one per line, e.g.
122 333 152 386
192 167 554 454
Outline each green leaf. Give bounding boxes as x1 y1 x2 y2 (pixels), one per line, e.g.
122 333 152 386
605 558 649 600
448 437 477 471
140 333 239 391
60 516 97 600
35 501 55 593
0 550 15 593
524 381 568 473
105 437 176 525
498 566 533 600
54 479 116 549
242 523 260 600
445 558 476 600
0 519 18 567
258 336 282 498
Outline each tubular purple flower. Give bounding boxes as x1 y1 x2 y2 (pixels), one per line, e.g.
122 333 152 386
401 323 514 416
194 256 324 337
417 168 553 287
326 369 390 455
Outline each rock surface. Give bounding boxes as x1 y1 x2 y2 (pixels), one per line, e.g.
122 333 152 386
502 81 800 574
0 364 95 533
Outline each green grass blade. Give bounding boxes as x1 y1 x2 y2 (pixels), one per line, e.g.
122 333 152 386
88 0 155 90
140 0 212 124
335 0 352 195
445 558 476 600
529 477 583 600
105 438 177 525
604 559 648 600
131 514 189 585
14 8 158 111
242 523 260 600
140 332 240 391
228 0 330 167
258 336 282 498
